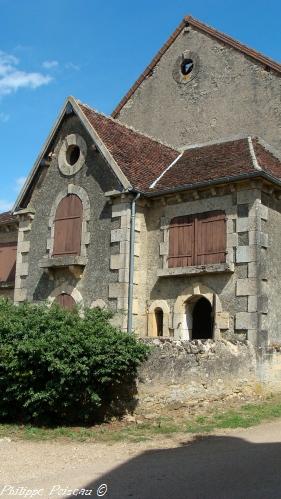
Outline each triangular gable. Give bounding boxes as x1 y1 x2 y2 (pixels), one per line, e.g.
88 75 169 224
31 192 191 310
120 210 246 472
13 96 132 212
112 15 281 118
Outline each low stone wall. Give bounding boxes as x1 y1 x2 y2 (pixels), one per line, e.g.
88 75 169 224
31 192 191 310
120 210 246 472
136 338 257 412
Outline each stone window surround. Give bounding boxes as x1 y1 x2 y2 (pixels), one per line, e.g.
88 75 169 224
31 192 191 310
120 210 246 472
58 133 87 176
47 184 91 259
172 50 200 84
160 203 234 273
147 300 170 337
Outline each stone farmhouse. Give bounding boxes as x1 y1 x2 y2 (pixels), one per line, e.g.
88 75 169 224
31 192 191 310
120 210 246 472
1 15 281 362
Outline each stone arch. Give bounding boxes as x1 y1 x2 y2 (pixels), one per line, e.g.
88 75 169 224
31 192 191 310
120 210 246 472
173 282 227 340
148 300 170 337
47 184 91 258
48 283 83 308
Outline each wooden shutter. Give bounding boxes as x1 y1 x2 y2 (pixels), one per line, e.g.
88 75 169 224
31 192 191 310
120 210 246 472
196 211 226 265
55 293 76 310
168 216 194 268
0 242 17 283
53 194 83 257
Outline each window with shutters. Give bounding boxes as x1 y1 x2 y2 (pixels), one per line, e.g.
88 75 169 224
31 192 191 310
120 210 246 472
53 194 83 257
0 242 17 283
168 211 226 268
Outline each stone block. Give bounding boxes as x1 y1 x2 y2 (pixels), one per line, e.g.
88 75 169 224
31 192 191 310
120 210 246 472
235 312 258 330
236 218 250 232
236 246 256 263
248 296 257 312
260 204 268 221
20 241 30 253
258 295 268 314
216 311 230 330
248 262 257 277
14 288 27 302
236 278 256 296
112 203 130 218
111 228 130 243
227 233 238 247
109 282 128 299
119 241 130 255
18 263 29 277
237 189 257 204
110 253 127 270
159 241 168 255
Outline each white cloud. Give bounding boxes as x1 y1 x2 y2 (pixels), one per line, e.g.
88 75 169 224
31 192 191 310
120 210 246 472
42 60 59 69
0 50 53 97
0 112 10 123
0 199 13 212
14 176 27 193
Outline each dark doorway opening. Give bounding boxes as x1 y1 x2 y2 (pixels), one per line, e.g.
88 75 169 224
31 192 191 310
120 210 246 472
192 297 213 339
155 308 164 336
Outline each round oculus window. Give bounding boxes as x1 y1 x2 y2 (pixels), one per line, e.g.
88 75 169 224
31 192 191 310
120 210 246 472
58 133 87 176
172 52 199 84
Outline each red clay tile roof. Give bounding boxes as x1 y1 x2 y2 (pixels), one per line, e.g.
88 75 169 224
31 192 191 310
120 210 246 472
78 103 179 191
149 137 281 194
0 211 17 225
112 16 281 118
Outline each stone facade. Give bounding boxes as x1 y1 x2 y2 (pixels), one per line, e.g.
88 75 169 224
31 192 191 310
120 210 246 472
2 17 281 402
116 23 281 151
13 113 123 311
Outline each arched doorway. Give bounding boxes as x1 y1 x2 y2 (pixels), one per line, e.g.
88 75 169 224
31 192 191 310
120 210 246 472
55 293 76 310
192 297 213 339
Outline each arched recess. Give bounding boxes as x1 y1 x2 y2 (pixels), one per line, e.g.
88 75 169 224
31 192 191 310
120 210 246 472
48 284 83 309
47 184 90 258
173 282 227 340
148 300 170 337
55 293 76 310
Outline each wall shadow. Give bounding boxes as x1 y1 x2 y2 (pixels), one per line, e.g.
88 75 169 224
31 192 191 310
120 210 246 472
68 434 281 498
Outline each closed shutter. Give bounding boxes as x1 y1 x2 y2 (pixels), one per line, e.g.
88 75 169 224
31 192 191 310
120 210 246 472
168 216 194 268
168 211 226 267
196 211 226 265
53 194 83 257
55 293 76 310
0 242 17 283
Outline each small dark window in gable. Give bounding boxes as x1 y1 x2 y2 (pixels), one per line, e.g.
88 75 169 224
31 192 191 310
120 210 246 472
168 211 226 268
53 194 83 257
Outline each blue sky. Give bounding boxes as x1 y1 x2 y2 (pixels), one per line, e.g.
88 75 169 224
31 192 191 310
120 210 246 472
0 0 280 211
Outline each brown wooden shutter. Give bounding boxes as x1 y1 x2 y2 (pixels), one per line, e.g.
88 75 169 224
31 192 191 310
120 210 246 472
168 216 195 268
53 194 83 257
0 242 17 283
196 211 226 265
55 293 76 310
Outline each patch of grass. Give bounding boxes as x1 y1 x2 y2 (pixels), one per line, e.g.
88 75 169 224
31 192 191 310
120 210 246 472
2 395 281 443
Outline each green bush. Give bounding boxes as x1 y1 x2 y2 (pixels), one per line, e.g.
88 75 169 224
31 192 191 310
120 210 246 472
0 299 149 425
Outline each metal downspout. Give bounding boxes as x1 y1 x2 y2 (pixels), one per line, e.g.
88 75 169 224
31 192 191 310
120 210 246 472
127 192 140 332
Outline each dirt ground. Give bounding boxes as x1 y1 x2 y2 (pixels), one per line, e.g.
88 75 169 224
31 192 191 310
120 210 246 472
1 420 281 498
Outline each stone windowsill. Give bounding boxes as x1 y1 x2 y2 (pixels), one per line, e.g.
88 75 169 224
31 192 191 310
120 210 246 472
157 262 234 277
39 255 87 269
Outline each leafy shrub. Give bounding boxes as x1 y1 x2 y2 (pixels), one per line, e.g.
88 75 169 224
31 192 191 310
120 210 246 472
0 299 149 424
